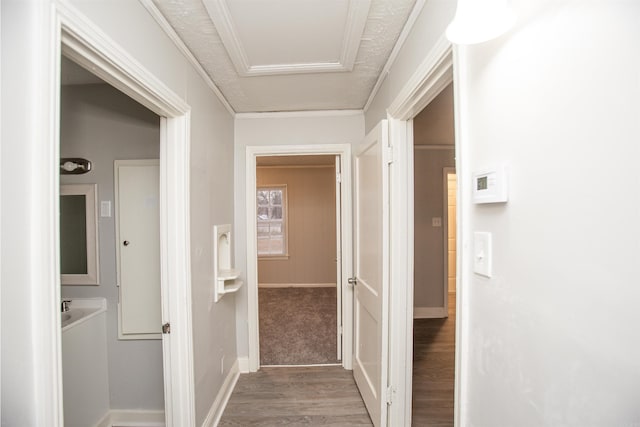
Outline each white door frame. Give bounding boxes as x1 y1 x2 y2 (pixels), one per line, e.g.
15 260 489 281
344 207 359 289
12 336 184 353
245 144 353 372
385 34 465 427
42 3 196 425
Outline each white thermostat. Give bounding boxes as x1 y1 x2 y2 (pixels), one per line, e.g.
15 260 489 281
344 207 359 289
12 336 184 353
473 166 508 204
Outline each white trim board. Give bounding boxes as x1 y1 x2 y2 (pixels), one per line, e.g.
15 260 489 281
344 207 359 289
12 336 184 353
235 109 363 120
258 283 336 288
96 410 165 427
201 359 240 427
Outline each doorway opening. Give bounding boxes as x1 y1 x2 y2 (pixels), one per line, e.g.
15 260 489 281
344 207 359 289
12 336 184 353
59 55 165 426
411 82 457 425
255 155 340 366
245 144 353 372
52 7 196 424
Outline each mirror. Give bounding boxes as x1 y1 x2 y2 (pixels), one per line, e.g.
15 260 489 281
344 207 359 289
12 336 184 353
60 184 99 285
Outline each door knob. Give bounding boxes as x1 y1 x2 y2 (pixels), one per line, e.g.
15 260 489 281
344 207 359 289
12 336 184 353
348 277 357 286
123 240 130 246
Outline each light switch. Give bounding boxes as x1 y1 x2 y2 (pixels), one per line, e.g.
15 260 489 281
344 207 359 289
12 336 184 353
100 201 111 217
432 217 442 227
473 232 492 277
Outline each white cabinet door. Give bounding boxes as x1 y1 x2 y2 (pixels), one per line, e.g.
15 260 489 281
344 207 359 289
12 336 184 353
352 121 390 427
115 159 161 339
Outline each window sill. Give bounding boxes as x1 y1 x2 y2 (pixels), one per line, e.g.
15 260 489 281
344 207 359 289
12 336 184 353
258 255 290 261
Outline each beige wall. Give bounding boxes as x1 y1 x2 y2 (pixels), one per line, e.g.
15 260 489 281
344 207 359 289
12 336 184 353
257 166 337 284
413 83 455 310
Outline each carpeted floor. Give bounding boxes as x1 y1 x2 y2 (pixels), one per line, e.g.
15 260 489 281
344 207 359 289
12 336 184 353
259 287 339 366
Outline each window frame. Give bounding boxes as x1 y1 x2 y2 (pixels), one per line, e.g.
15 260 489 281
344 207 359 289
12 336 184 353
256 185 289 259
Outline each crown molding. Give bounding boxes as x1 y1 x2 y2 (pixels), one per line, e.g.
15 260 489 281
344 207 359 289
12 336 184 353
235 109 363 120
363 0 427 112
138 0 236 116
204 0 371 77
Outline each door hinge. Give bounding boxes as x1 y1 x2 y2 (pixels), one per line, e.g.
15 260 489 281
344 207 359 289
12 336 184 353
162 322 171 334
386 146 394 164
386 386 394 405
339 325 343 335
336 172 342 183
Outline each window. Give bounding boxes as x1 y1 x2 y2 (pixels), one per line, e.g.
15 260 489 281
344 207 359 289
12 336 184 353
257 186 287 256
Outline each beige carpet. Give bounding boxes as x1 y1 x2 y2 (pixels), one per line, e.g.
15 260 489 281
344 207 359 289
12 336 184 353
259 287 339 366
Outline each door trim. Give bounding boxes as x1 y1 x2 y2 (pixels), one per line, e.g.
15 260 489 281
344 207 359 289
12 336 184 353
245 144 353 372
386 34 463 427
47 3 196 425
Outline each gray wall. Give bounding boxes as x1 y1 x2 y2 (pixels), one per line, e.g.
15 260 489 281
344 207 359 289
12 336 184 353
60 83 164 410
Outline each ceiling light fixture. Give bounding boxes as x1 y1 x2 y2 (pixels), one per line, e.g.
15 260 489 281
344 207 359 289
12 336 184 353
446 0 516 45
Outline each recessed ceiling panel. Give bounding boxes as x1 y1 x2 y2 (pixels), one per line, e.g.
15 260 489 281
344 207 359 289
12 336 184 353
204 0 371 76
152 0 418 112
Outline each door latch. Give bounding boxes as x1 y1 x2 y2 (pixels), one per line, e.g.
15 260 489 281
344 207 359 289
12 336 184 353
162 323 171 334
347 277 357 286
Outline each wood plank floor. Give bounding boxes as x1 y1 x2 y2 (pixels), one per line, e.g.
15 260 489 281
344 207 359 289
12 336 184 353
412 293 456 426
218 366 373 426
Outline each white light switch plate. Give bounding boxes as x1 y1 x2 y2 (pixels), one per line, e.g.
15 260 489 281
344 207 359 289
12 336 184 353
100 201 111 217
474 232 492 277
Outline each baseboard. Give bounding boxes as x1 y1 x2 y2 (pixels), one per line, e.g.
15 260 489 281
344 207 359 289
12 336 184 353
414 306 448 319
258 283 336 288
202 359 240 427
237 356 250 373
95 409 165 427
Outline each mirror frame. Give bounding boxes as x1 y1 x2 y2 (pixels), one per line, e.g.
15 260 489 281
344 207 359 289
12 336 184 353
60 184 100 285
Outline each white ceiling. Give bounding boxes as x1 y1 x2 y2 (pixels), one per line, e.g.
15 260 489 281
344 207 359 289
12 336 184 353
151 0 417 113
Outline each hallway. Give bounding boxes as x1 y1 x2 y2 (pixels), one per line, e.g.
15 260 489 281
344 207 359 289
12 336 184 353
219 366 372 426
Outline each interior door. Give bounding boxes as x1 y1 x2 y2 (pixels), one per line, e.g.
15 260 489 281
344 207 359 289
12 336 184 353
335 155 343 360
115 159 161 339
352 120 390 427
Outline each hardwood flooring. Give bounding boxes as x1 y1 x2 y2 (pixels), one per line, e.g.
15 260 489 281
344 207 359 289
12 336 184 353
412 293 456 426
218 366 373 426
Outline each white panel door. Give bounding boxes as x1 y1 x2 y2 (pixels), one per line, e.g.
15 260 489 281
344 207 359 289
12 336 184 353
353 121 390 427
115 160 161 339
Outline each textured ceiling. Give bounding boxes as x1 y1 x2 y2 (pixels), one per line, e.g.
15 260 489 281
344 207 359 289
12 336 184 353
151 0 417 113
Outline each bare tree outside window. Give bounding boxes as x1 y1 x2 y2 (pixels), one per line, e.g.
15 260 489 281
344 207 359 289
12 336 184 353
257 186 287 256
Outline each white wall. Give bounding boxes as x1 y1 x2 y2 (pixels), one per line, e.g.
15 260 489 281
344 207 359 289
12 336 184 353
456 1 640 424
59 84 164 410
233 112 364 360
2 2 51 423
1 1 236 425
